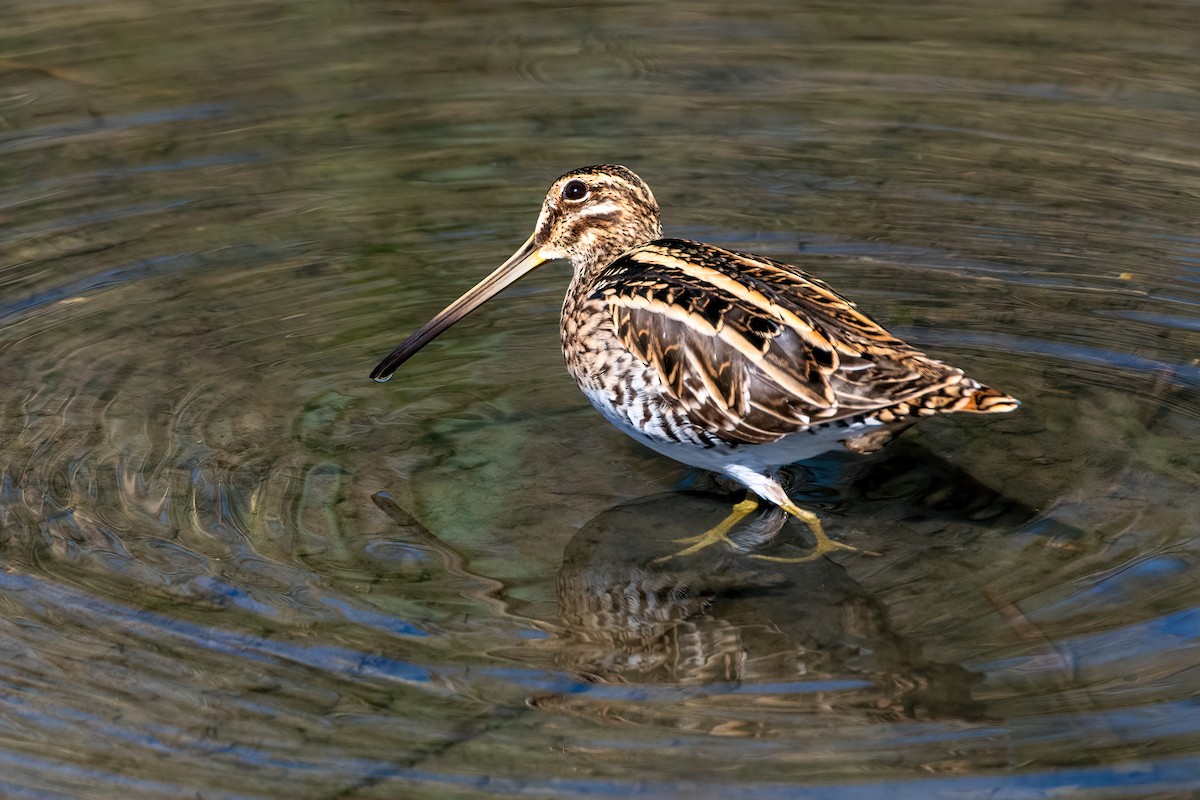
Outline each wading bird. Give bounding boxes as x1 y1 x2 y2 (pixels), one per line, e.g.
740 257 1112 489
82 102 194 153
371 165 1019 563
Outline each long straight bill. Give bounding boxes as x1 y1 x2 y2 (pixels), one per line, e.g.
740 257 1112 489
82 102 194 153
370 235 547 381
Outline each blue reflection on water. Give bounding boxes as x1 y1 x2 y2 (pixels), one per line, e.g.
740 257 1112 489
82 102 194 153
0 572 434 683
375 754 1200 799
906 328 1200 387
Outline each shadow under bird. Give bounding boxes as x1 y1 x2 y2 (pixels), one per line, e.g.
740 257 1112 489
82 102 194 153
371 165 1019 563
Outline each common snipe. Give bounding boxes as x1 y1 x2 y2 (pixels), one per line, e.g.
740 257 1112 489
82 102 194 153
372 165 1019 563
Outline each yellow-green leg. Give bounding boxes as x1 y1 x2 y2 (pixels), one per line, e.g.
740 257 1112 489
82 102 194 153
750 500 878 563
652 495 761 562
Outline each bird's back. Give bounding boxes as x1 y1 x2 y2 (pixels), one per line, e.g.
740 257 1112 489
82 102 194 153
584 238 1018 447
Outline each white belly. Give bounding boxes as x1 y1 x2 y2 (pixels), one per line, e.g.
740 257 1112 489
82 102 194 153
579 380 885 478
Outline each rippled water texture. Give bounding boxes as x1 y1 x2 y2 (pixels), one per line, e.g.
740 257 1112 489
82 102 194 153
2 2 1199 798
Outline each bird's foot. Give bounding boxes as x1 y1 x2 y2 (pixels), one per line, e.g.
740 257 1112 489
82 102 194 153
652 496 759 562
749 501 880 563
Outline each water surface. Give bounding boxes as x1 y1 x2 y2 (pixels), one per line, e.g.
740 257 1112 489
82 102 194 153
1 2 1199 798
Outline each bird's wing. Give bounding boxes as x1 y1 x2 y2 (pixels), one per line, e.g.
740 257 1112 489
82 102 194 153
590 239 964 445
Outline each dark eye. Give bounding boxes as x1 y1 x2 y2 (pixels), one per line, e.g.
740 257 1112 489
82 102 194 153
561 179 589 201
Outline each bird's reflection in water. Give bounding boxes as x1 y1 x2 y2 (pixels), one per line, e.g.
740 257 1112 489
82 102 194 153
375 440 1060 726
547 502 976 722
541 440 1055 725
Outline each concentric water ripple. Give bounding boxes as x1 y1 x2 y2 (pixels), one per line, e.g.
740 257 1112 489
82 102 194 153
2 1 1200 797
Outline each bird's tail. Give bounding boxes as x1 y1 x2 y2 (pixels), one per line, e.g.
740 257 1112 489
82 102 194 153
948 380 1021 414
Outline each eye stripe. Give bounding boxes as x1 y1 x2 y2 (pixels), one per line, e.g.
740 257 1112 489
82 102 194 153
577 200 622 217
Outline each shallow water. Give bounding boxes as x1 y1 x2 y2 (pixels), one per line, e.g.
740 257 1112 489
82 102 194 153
2 1 1199 798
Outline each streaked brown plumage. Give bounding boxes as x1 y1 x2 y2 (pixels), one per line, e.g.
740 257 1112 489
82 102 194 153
372 165 1019 562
